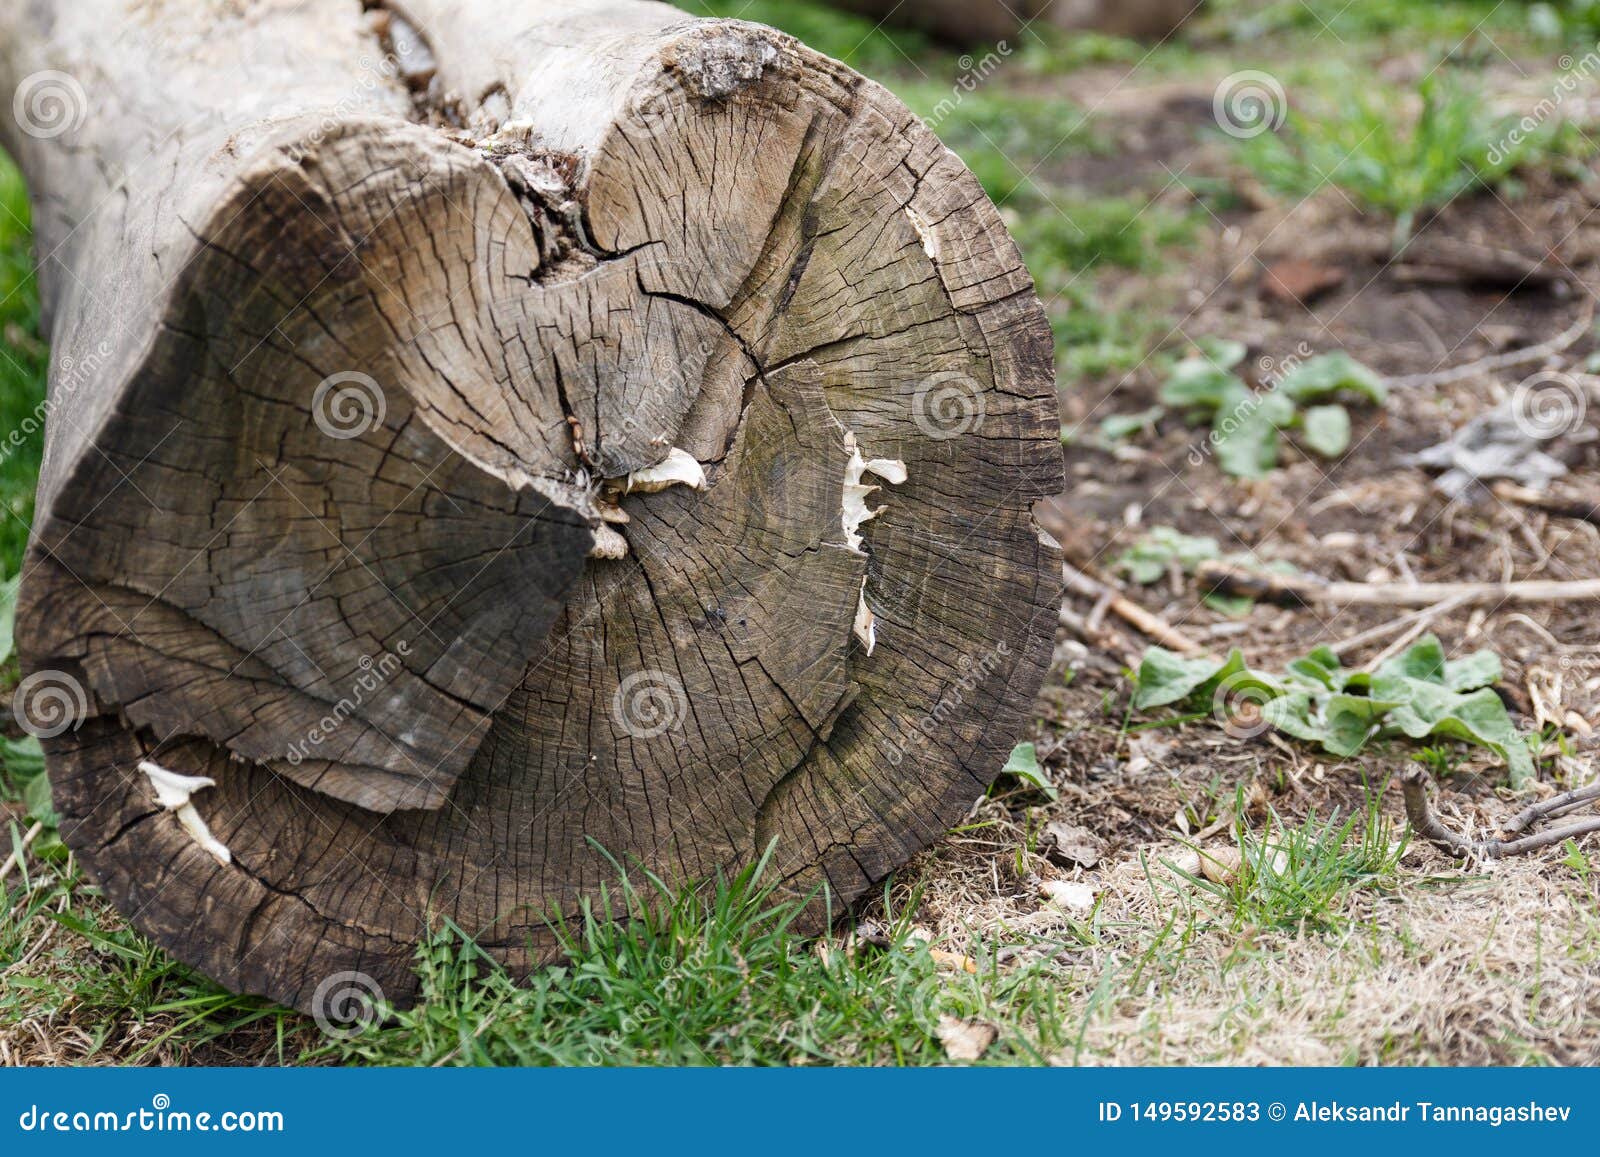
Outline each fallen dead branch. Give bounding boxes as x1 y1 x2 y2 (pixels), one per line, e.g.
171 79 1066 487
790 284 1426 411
1493 481 1600 526
1387 297 1594 390
1197 561 1600 609
1327 595 1473 657
1401 769 1600 859
1504 781 1600 834
1063 562 1202 654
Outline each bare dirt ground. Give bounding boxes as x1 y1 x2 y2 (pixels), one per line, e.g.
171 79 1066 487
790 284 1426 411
872 61 1600 1065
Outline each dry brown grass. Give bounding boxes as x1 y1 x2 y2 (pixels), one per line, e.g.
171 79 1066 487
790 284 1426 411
877 758 1600 1065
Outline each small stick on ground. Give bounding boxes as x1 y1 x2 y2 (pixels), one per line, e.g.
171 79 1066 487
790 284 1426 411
1387 297 1595 389
1503 782 1600 834
1362 595 1474 671
1197 561 1600 609
1058 604 1134 663
1063 562 1202 653
1329 595 1473 658
1492 482 1600 527
1401 769 1600 859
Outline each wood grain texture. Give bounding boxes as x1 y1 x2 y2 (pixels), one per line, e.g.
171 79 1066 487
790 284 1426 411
2 0 1062 1012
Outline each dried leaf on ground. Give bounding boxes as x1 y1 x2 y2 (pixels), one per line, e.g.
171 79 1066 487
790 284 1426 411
1040 879 1098 912
937 1015 998 1062
1045 821 1104 868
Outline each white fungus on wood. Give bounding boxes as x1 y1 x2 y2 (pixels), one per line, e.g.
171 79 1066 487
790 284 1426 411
623 446 707 494
841 432 907 654
588 523 630 560
138 760 232 866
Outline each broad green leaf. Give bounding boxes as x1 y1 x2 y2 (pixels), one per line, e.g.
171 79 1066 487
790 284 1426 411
1255 390 1298 429
1127 635 1535 787
1376 635 1447 684
1445 649 1503 692
1262 691 1325 743
21 769 55 826
1198 337 1248 370
1160 358 1241 410
1115 527 1221 585
1323 694 1405 757
1099 406 1164 443
1132 647 1245 710
1001 742 1057 799
1 736 44 777
1299 404 1351 458
1213 405 1281 478
1285 646 1346 691
1378 681 1533 786
1278 351 1387 405
1202 590 1257 617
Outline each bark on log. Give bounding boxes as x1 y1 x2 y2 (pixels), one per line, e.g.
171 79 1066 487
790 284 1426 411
1 0 1062 1013
832 0 1204 44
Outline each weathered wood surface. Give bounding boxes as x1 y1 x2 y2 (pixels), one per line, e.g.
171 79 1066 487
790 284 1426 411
832 0 1203 43
1 0 1062 1013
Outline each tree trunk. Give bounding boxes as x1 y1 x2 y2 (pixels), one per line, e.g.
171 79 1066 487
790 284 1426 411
833 0 1204 44
2 0 1061 1014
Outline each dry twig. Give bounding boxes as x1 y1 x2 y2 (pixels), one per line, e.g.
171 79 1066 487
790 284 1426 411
1401 769 1600 859
1063 562 1201 653
1492 482 1600 527
1198 561 1600 609
1387 297 1595 389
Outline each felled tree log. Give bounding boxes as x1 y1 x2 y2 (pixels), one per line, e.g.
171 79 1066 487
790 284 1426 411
831 0 1203 44
1 0 1061 1014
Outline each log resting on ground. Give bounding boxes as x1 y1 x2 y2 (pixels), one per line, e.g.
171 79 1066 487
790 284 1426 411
0 0 1062 1013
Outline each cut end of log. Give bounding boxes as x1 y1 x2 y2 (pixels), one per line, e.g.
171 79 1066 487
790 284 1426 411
8 2 1062 1013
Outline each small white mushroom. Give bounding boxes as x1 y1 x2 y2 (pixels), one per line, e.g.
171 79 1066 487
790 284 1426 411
139 760 231 866
624 447 706 494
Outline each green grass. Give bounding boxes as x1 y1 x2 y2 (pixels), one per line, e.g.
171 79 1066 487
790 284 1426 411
1210 0 1537 44
896 84 1106 203
1189 793 1407 935
1050 285 1169 381
0 155 46 576
331 852 1078 1066
1237 71 1593 242
1014 194 1197 274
